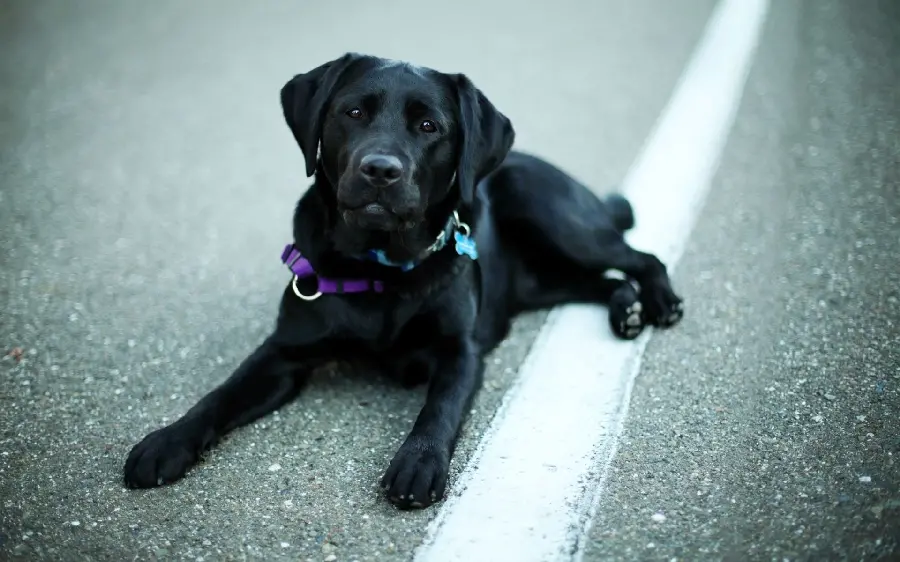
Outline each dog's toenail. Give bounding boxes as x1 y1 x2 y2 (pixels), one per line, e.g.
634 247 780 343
626 314 641 326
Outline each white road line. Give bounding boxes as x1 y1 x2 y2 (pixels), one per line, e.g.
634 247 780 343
414 0 771 560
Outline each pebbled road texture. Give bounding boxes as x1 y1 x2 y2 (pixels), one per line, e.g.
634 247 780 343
0 1 717 561
584 1 900 560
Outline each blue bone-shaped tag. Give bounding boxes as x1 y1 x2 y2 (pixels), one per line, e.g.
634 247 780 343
454 231 478 260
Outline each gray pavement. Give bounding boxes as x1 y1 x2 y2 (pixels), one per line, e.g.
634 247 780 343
584 0 900 560
0 0 897 561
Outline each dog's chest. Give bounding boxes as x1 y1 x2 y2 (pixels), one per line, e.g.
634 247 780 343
332 299 426 353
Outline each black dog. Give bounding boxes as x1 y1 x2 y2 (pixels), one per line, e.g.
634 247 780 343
123 53 683 509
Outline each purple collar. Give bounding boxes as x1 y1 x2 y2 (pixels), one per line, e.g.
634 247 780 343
281 244 384 301
281 211 478 301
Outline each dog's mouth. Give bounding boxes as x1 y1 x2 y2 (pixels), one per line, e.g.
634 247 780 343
341 203 416 232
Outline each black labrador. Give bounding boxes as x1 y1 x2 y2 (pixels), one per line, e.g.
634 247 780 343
123 53 684 509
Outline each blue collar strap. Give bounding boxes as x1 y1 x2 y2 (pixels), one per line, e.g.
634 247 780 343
361 210 478 271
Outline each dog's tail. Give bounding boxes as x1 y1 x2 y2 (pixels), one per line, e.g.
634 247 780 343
605 193 635 232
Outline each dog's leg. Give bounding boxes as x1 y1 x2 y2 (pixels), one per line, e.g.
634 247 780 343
123 339 314 488
513 271 646 340
529 221 683 328
591 234 684 328
490 159 684 329
381 336 483 509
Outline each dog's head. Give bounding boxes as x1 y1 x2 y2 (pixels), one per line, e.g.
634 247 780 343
280 53 514 260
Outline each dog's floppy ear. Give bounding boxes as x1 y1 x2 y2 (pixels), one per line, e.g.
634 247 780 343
280 53 360 177
454 74 515 205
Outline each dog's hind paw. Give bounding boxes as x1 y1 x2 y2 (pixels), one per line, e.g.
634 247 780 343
642 283 684 328
608 284 645 340
659 299 685 327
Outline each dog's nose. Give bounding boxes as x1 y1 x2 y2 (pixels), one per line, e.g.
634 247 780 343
359 154 402 186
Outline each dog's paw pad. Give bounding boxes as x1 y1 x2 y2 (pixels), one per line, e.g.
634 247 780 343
640 283 684 329
625 310 643 327
656 298 684 327
610 298 645 340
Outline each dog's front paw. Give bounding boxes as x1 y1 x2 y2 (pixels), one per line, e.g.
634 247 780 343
641 281 684 328
123 421 210 488
381 437 449 509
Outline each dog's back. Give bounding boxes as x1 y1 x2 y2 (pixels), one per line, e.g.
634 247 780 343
483 150 634 234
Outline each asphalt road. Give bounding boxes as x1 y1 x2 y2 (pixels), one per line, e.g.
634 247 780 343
584 1 900 560
0 0 897 561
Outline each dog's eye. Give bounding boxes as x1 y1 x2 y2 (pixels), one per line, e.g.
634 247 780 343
346 108 363 119
420 120 437 133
